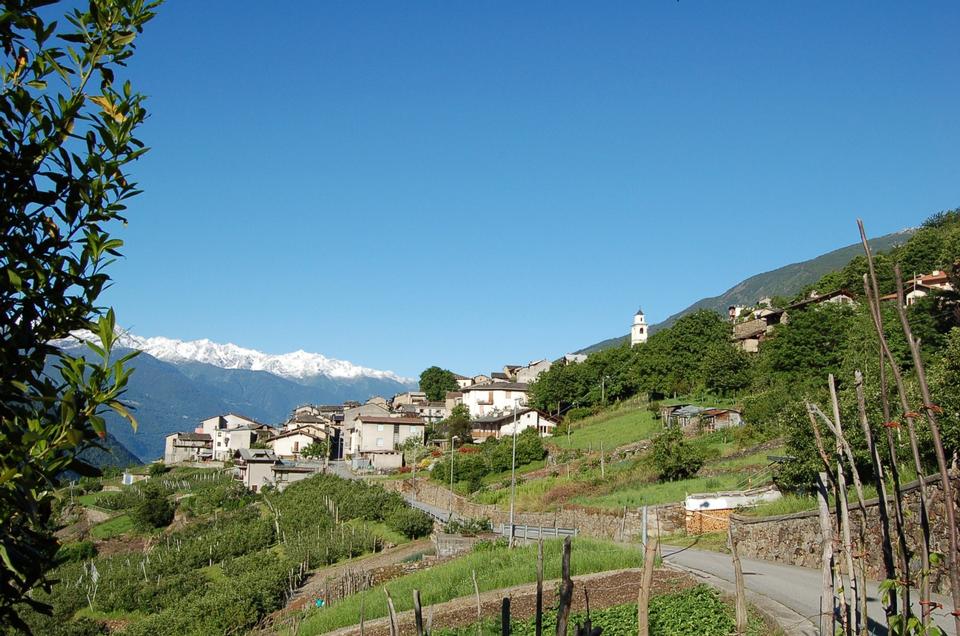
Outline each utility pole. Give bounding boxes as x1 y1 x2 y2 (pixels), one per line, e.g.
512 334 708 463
448 435 458 513
509 399 519 548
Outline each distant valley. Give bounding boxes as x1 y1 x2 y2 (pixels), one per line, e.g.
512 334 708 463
55 335 416 462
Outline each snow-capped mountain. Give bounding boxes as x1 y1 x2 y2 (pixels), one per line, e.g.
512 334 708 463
59 331 413 384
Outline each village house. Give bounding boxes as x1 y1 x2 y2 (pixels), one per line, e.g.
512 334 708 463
232 448 319 493
733 289 856 352
392 391 427 407
196 413 274 461
490 372 511 382
460 381 530 418
399 401 448 424
341 403 391 458
352 415 425 470
661 404 743 435
267 426 330 460
879 269 955 306
163 432 212 464
472 374 491 384
445 390 463 412
560 353 587 365
470 409 557 441
452 373 474 389
515 359 552 384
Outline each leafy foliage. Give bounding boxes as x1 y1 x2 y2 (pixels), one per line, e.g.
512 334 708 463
435 403 472 440
651 428 705 481
431 428 546 493
419 366 459 401
0 0 158 624
130 483 174 530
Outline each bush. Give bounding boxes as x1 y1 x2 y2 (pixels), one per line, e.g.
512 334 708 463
131 485 175 530
651 428 704 481
148 462 168 477
56 541 97 563
385 507 434 539
443 517 492 536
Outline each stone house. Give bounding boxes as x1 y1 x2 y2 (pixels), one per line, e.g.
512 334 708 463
515 359 552 384
353 415 425 470
198 413 274 461
232 448 319 492
163 432 212 464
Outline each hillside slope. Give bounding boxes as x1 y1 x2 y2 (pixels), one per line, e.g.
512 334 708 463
577 228 913 354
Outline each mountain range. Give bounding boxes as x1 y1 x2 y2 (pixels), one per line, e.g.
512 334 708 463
54 335 416 462
576 228 915 354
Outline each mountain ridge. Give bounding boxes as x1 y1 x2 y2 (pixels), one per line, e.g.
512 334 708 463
577 228 915 354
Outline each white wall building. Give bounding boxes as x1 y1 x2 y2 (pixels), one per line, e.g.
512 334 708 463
630 308 648 346
197 413 272 461
353 415 425 470
460 381 529 418
268 426 329 460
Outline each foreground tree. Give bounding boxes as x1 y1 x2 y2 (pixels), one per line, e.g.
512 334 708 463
418 366 459 402
0 0 158 627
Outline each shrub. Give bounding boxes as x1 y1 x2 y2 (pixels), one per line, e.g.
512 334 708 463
651 428 704 481
443 517 492 536
148 462 168 477
56 541 97 563
386 507 434 539
131 485 175 530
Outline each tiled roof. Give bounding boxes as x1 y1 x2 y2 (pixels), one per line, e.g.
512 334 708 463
460 381 529 393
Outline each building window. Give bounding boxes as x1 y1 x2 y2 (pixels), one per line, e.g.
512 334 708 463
376 437 384 447
377 424 384 432
293 441 299 452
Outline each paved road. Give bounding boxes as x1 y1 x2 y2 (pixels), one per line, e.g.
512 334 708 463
662 542 957 636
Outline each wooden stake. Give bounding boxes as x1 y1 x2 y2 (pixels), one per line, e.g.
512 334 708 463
637 535 658 636
729 522 748 636
473 569 483 636
536 539 544 636
892 262 960 633
816 472 835 636
501 596 511 636
385 588 398 636
359 596 365 636
413 589 424 636
556 537 574 636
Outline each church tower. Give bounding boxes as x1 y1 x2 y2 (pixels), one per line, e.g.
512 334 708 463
630 308 648 346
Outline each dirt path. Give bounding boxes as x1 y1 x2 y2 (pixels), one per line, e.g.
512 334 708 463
265 538 434 624
285 567 695 636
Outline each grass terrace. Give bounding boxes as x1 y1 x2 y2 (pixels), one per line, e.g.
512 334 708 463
294 538 645 635
551 407 660 451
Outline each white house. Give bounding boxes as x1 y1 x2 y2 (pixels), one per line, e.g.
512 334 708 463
392 391 427 407
268 426 329 460
353 415 425 470
198 413 273 461
342 403 391 457
471 409 557 441
460 381 529 419
498 409 558 438
452 373 473 389
400 401 448 424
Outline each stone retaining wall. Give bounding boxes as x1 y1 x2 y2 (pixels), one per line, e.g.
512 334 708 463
731 474 958 595
385 479 684 540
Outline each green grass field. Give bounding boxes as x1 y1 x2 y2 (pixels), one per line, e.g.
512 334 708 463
294 538 645 635
572 473 751 509
90 514 134 540
552 407 660 451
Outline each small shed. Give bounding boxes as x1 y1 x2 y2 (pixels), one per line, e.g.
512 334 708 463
683 486 781 534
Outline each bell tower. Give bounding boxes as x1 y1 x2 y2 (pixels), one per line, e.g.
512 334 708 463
631 308 648 346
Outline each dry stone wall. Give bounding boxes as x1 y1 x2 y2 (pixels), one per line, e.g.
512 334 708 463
731 475 958 595
384 479 684 541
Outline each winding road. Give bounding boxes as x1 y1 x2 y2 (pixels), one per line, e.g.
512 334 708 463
662 541 957 636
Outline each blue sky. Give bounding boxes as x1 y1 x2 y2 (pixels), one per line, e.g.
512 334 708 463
100 1 959 378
